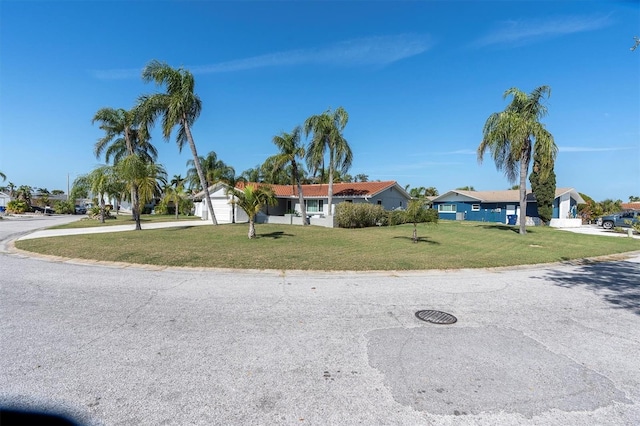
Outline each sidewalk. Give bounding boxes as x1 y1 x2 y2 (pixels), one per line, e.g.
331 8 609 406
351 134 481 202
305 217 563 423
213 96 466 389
557 224 640 239
16 218 212 241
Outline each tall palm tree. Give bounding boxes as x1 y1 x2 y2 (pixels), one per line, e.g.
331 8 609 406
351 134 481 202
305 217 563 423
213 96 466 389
138 60 217 225
0 171 6 182
478 86 557 235
270 126 308 224
93 107 157 229
229 184 277 239
304 106 352 215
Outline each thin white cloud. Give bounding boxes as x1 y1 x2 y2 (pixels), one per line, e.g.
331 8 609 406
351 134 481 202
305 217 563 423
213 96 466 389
559 146 634 153
91 34 432 80
473 14 613 47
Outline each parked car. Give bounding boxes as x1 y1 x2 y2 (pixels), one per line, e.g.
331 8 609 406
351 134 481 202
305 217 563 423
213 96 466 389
75 205 87 215
599 210 639 229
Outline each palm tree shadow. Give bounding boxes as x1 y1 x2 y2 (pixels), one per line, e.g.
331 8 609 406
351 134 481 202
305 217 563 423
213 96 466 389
258 231 294 239
539 260 640 316
478 224 522 234
392 236 440 245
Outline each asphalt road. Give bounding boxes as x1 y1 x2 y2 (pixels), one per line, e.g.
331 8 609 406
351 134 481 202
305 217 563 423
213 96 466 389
1 215 639 425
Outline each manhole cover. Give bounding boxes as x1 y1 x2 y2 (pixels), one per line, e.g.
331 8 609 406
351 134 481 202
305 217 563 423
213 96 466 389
415 310 457 325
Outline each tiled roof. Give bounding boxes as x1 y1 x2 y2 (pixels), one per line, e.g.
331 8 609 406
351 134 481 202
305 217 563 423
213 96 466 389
622 202 640 210
237 181 400 198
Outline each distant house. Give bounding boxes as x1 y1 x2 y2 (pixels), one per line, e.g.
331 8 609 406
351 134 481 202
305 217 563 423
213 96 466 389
621 202 640 211
0 191 10 211
431 188 585 227
193 181 411 227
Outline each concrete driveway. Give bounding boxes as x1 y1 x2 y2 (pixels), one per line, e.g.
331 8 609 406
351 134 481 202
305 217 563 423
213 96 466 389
1 216 639 425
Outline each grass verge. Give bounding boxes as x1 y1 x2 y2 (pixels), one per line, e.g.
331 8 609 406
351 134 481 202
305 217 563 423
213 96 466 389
14 221 640 270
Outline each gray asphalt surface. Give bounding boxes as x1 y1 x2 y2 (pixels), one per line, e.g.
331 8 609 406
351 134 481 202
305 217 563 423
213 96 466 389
1 215 639 425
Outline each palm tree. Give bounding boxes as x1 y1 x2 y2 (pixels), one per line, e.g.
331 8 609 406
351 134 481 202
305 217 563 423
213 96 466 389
74 166 115 223
170 174 185 188
241 166 263 183
270 126 308 224
93 107 157 229
229 184 277 239
405 199 424 243
138 60 218 225
304 106 352 215
478 85 557 235
410 186 427 198
0 171 6 182
186 151 234 189
424 187 438 197
260 156 293 185
117 155 167 221
166 174 188 219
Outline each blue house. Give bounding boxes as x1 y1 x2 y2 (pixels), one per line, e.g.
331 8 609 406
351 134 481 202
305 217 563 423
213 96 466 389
431 188 585 227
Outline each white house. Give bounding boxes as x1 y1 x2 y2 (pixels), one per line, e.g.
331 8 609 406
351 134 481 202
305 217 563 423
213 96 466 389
192 182 249 224
0 191 10 211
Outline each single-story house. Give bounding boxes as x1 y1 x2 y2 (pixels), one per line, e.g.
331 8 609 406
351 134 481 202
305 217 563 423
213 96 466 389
431 188 585 227
193 181 412 227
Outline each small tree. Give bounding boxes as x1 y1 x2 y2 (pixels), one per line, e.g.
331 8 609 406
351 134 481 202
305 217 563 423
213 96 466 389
529 150 556 225
405 200 424 243
230 185 277 239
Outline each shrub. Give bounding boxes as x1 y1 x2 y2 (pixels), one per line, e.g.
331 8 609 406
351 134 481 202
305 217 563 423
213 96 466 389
335 202 386 228
386 209 406 226
54 200 75 214
6 200 29 214
385 206 438 226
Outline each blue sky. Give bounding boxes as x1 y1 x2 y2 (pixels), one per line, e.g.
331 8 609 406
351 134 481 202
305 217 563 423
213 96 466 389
1 0 638 202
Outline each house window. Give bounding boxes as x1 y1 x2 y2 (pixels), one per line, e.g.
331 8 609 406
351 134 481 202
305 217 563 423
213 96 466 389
438 204 456 213
305 199 324 213
471 204 480 211
377 200 382 205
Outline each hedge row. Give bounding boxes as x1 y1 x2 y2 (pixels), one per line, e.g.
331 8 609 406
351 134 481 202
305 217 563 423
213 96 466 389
335 202 438 228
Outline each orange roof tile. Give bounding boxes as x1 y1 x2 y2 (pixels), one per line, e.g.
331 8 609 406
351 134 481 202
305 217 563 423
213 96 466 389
236 181 399 198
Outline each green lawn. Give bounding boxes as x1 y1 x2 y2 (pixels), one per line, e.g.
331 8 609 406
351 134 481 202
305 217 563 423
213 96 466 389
15 220 640 270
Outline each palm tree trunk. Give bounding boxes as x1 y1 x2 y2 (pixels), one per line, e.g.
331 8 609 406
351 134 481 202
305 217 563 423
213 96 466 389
99 198 105 224
175 196 179 220
133 185 141 230
327 145 334 216
248 219 255 239
518 145 531 235
182 119 217 225
292 161 308 225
